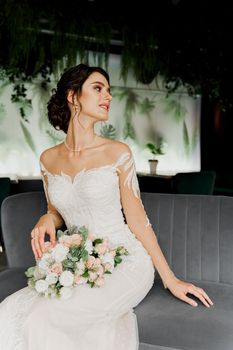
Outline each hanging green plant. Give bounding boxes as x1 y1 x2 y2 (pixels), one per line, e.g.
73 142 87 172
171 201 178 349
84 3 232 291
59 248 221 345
99 122 116 139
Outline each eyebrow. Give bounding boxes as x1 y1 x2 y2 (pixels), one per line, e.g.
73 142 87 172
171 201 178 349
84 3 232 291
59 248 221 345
91 81 111 93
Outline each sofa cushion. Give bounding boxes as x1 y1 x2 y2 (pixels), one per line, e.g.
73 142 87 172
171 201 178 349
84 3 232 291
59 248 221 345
0 268 27 302
139 343 181 350
135 280 233 350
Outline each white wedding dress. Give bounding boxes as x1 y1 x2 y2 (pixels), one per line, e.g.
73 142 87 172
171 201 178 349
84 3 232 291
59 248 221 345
0 150 155 350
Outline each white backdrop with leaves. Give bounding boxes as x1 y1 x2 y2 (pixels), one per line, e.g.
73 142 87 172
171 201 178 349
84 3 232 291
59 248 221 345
0 54 201 177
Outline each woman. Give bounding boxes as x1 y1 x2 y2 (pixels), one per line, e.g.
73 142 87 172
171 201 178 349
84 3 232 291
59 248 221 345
0 63 213 349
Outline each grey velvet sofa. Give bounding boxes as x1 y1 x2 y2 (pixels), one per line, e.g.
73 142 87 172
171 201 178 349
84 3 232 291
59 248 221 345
1 192 233 350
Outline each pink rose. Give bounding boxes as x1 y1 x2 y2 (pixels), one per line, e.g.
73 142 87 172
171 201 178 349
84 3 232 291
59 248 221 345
110 250 116 258
89 271 98 282
75 275 88 285
50 262 63 275
93 258 101 268
104 262 113 272
86 256 96 269
96 265 104 276
95 243 108 255
70 234 82 247
59 236 72 248
95 277 105 287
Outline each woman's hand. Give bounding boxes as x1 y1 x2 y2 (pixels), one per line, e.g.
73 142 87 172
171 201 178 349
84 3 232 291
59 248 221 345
30 214 56 260
167 278 214 308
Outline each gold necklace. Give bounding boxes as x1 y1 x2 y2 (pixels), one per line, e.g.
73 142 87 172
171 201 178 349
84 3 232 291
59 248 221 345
64 136 97 152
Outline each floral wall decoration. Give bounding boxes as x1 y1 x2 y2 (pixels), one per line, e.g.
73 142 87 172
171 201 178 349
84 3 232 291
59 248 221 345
0 54 200 178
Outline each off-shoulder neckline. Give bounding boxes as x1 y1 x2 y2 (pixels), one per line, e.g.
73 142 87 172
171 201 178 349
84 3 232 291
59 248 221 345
40 151 132 184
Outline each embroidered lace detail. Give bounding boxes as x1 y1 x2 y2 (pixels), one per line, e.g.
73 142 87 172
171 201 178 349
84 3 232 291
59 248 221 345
115 152 140 199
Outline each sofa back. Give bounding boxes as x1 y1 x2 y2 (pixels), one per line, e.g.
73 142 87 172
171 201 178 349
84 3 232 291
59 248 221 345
141 192 233 285
1 191 233 285
1 191 47 267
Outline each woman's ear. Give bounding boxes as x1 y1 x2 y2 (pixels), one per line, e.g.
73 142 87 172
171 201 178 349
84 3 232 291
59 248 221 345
67 90 76 105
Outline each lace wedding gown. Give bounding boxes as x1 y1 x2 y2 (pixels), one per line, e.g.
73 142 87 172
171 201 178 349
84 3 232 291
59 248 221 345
0 150 155 350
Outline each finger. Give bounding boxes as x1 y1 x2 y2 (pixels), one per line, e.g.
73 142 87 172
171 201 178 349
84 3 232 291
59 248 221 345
34 236 42 258
180 294 198 307
38 226 46 253
189 285 214 306
190 289 210 308
47 227 56 246
198 288 214 306
31 239 38 259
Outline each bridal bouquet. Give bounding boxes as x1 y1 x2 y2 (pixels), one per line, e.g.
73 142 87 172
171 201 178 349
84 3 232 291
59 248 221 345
25 225 129 300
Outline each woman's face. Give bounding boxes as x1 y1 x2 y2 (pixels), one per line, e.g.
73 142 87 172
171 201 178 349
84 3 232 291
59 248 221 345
78 72 112 121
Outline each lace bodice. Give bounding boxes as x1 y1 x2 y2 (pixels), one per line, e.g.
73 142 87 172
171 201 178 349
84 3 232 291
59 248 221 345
40 151 151 238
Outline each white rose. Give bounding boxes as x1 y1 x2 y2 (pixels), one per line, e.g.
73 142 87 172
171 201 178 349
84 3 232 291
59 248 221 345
35 279 49 294
84 239 93 254
76 259 86 275
52 243 69 262
34 266 46 280
60 287 73 300
59 271 74 287
37 259 50 272
100 252 114 266
45 272 58 285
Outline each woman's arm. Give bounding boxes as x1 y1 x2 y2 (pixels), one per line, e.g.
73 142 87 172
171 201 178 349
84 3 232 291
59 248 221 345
116 144 213 308
30 165 64 259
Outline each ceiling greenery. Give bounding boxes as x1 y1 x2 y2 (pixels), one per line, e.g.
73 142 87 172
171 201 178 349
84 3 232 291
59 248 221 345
0 0 232 112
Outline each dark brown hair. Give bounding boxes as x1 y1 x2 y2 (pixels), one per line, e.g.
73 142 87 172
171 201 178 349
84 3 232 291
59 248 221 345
47 63 110 133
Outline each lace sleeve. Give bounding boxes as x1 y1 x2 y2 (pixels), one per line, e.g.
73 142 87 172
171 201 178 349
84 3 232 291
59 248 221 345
116 150 152 229
40 161 62 217
116 148 177 289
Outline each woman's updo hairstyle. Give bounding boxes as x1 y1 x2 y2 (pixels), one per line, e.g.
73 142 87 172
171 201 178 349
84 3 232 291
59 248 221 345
47 63 110 133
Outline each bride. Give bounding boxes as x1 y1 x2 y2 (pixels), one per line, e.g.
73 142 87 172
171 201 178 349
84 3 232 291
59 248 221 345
0 63 213 349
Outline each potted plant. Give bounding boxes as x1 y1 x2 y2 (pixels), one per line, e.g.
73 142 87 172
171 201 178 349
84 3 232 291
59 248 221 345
146 137 165 174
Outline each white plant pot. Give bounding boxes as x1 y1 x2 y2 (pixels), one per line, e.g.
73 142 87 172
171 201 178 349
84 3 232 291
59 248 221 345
148 159 158 174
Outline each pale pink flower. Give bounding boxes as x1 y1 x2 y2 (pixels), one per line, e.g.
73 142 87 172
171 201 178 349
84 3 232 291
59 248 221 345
50 262 63 275
59 236 73 248
70 234 82 247
104 262 114 273
89 271 98 282
95 276 105 287
110 250 116 258
75 275 88 285
95 242 108 255
93 258 101 268
96 265 104 276
86 256 96 269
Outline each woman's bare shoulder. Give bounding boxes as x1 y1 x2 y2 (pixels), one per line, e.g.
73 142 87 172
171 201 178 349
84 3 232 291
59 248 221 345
39 143 62 166
104 139 132 160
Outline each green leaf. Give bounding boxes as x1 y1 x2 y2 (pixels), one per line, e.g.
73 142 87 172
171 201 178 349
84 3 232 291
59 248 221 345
114 256 122 264
100 123 116 139
139 97 155 114
56 230 65 239
183 121 190 155
78 226 89 241
82 270 89 278
25 266 36 278
93 238 103 245
80 249 89 261
20 121 37 156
